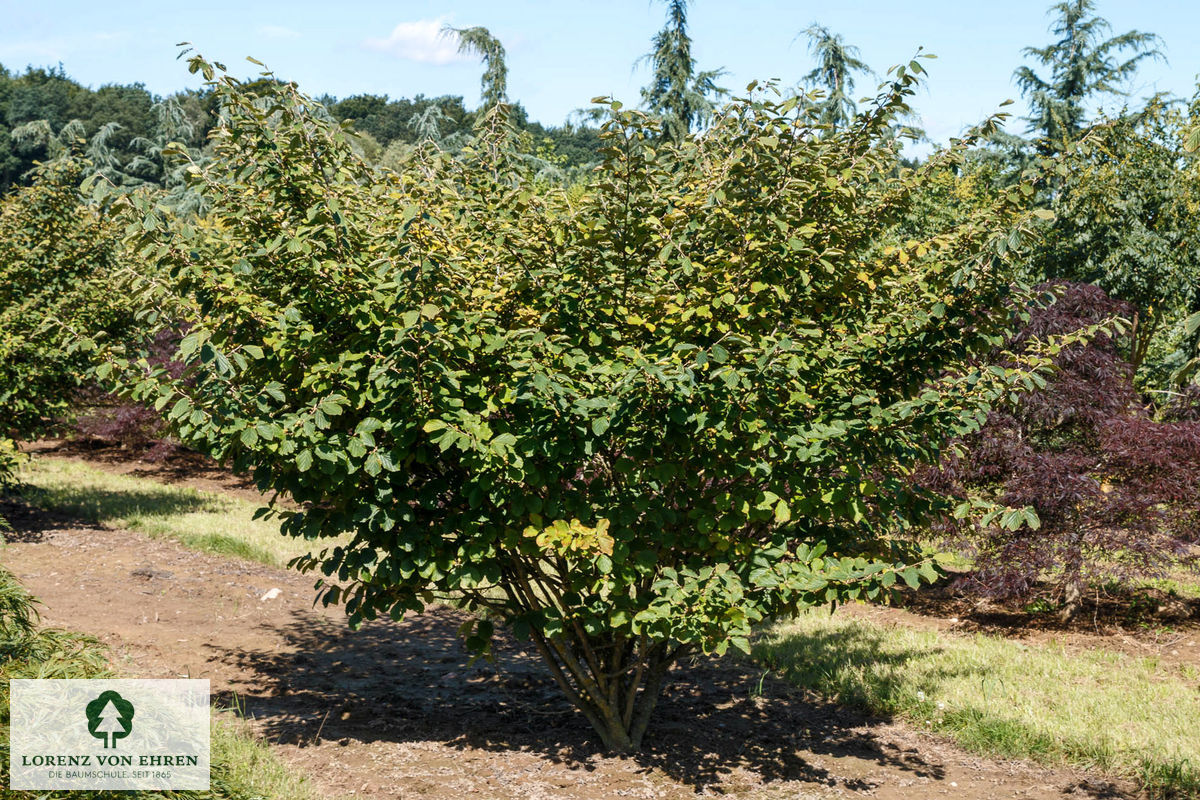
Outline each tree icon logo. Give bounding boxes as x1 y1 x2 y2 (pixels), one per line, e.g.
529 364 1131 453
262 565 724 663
85 690 135 749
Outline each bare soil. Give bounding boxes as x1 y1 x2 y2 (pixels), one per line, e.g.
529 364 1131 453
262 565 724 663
0 492 1139 800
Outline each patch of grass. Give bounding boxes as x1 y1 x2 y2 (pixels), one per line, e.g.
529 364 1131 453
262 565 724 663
0 566 322 800
17 456 351 568
1138 575 1200 601
1138 757 1200 800
755 610 1200 798
206 718 324 800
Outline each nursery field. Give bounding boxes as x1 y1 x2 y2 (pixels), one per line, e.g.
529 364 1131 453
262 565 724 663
5 0 1200 797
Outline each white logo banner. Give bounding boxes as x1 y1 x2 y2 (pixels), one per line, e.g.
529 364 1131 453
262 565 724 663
9 679 210 790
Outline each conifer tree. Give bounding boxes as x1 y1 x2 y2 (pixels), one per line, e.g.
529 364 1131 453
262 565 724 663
443 25 508 109
1015 0 1161 149
640 0 724 142
801 24 871 131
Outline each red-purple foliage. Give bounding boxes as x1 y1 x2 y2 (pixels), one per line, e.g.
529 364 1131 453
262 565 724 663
928 282 1200 611
72 327 187 461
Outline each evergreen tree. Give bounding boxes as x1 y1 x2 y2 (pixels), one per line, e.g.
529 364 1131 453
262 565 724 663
128 96 207 212
800 24 871 131
1015 0 1161 149
640 0 725 142
408 103 448 142
443 25 508 109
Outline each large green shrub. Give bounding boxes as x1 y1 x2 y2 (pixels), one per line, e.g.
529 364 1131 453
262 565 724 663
102 55 1069 750
0 156 127 496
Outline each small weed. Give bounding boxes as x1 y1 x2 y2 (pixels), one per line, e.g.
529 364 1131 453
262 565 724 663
750 668 770 699
1022 597 1058 615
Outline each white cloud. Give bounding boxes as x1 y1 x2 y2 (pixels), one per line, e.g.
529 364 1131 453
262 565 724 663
362 17 467 65
259 25 301 40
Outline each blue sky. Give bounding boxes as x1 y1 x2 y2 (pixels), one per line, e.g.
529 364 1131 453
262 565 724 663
2 1 1197 152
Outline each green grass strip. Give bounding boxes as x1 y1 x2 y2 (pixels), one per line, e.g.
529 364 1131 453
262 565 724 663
16 456 351 569
754 610 1200 799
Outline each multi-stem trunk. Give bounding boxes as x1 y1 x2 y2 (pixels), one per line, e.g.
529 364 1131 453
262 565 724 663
527 627 683 752
500 567 687 752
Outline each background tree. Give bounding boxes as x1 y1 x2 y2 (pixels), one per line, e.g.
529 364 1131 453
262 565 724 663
443 25 509 109
0 63 218 195
328 94 475 149
408 104 450 143
1015 0 1161 151
0 156 131 505
800 24 871 131
128 99 197 181
0 59 603 196
640 0 725 142
1031 100 1200 378
928 282 1200 619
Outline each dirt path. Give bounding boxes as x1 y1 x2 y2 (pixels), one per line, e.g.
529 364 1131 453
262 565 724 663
0 498 1134 800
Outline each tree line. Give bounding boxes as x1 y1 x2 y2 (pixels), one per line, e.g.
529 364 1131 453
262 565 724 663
0 65 601 197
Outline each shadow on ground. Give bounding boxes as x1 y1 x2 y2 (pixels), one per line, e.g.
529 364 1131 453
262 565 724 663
0 496 96 543
2 484 224 555
208 606 970 793
26 438 264 496
1 492 1133 798
894 577 1200 633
